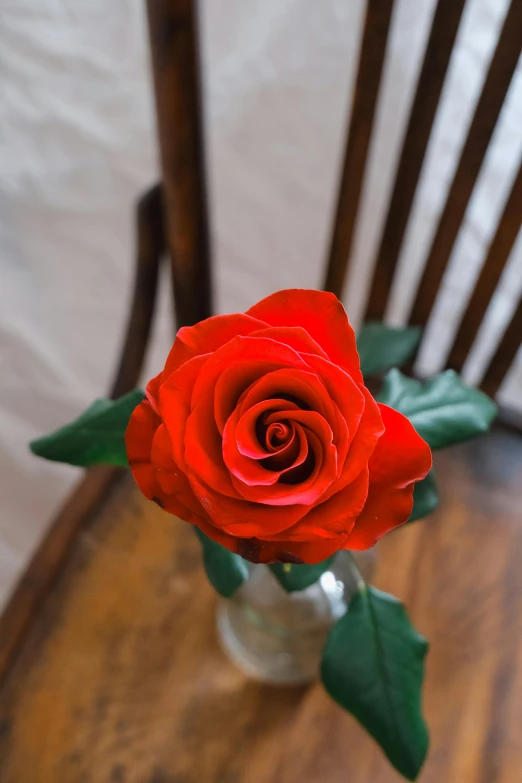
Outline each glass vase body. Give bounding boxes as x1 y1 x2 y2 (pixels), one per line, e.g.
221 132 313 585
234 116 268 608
217 550 375 685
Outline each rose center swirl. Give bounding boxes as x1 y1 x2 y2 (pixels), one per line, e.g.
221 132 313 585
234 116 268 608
254 395 316 483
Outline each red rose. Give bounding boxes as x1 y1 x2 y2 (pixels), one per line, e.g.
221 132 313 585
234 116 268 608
126 289 431 564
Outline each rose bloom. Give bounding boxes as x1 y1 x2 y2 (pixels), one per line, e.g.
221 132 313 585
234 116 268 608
126 290 431 564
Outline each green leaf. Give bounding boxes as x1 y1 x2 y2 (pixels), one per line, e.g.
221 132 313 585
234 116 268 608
194 528 248 598
321 586 429 780
377 368 497 449
357 322 421 377
29 389 144 467
409 471 439 523
270 556 335 593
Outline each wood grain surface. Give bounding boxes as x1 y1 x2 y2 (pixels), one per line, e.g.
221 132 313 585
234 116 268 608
1 428 521 783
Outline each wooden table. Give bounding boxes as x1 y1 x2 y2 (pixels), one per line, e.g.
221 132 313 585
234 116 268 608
0 428 521 782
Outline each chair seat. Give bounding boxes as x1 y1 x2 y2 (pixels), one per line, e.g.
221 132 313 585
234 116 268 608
0 428 521 782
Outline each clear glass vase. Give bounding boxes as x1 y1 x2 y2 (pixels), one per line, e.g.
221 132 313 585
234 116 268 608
217 550 375 685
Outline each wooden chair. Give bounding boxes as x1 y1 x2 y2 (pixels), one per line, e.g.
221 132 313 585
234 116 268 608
0 2 521 781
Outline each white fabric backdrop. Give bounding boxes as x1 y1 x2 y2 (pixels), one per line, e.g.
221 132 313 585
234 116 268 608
1 0 521 608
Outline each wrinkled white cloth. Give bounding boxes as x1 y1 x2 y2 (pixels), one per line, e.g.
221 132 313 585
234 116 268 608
0 0 521 608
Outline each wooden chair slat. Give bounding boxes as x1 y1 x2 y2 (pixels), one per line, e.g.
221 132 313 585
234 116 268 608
446 163 522 374
364 0 467 322
323 0 396 299
146 0 212 327
407 0 522 330
480 298 522 397
110 184 165 399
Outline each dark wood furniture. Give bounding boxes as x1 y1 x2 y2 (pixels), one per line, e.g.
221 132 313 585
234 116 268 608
1 432 521 783
1 1 521 780
325 0 522 394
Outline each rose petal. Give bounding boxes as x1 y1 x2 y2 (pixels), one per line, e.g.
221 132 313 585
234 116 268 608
191 516 346 565
301 353 367 449
224 400 308 488
301 354 382 494
230 421 310 490
126 402 202 521
188 469 310 537
332 386 384 489
266 421 292 450
230 427 337 507
233 398 300 460
295 465 369 536
248 325 330 360
150 422 175 471
265 408 333 446
191 335 311 430
151 426 204 517
145 372 162 414
236 367 338 430
185 392 242 498
163 313 267 380
125 399 159 467
249 535 349 565
193 515 245 552
247 289 362 382
159 354 210 472
344 404 432 550
368 403 432 486
263 424 305 469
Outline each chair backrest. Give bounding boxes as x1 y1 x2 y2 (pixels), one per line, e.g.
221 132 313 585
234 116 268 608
145 0 522 407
